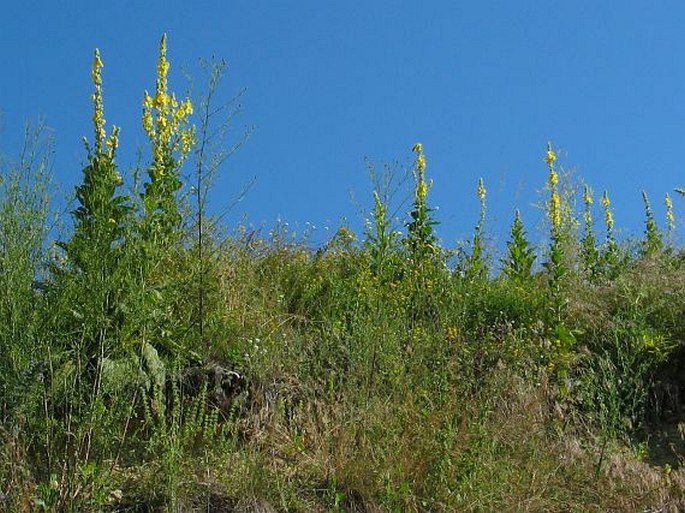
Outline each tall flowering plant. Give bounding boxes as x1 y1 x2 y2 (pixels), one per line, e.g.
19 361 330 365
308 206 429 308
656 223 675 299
141 34 196 244
62 49 128 270
405 142 439 264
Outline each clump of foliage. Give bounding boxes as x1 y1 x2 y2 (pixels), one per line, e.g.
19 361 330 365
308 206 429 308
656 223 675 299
0 38 684 513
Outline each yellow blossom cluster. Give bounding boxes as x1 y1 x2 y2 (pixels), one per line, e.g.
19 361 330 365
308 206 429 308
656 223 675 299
89 49 120 160
602 191 614 234
142 34 196 178
549 169 559 187
413 142 428 201
546 143 561 231
550 191 562 230
665 193 675 232
477 177 486 202
583 185 593 226
545 143 557 166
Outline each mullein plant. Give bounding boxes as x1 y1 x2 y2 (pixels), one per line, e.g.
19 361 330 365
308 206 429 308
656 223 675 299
136 35 197 357
60 49 127 273
404 142 439 266
543 144 576 391
580 184 600 277
544 143 567 322
54 48 131 360
641 190 663 256
403 142 442 323
501 209 536 284
35 49 133 500
466 178 489 280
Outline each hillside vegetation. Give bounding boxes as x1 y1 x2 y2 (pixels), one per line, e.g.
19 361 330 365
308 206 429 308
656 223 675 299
1 37 684 512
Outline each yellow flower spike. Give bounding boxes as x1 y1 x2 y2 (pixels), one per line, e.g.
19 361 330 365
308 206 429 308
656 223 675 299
413 142 427 178
156 34 169 100
583 185 594 226
477 177 486 202
92 49 104 87
142 34 196 182
91 48 107 153
666 193 675 231
602 191 614 233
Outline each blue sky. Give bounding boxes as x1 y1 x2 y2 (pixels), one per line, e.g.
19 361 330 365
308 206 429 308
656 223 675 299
2 1 685 249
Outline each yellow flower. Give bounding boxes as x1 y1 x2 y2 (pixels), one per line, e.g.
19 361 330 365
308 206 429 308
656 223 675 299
142 34 196 180
143 92 154 110
602 191 614 232
550 191 562 230
416 153 426 173
106 125 120 156
549 169 559 187
155 91 169 109
545 143 556 166
666 193 675 230
417 179 428 200
477 177 486 201
412 142 423 154
91 49 107 152
142 110 155 137
180 128 196 154
91 49 104 86
583 185 593 206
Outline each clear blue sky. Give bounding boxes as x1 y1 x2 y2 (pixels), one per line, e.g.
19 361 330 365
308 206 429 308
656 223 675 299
2 1 685 249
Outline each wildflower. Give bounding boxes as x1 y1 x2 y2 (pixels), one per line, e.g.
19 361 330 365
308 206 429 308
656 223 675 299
602 191 614 233
142 33 195 173
417 153 426 173
155 91 169 109
142 110 155 138
550 191 562 230
666 193 675 232
180 127 196 154
549 169 559 186
416 179 428 201
583 185 593 224
91 49 107 152
545 143 556 166
143 92 154 110
91 50 104 86
106 126 119 151
477 177 486 202
545 143 562 232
